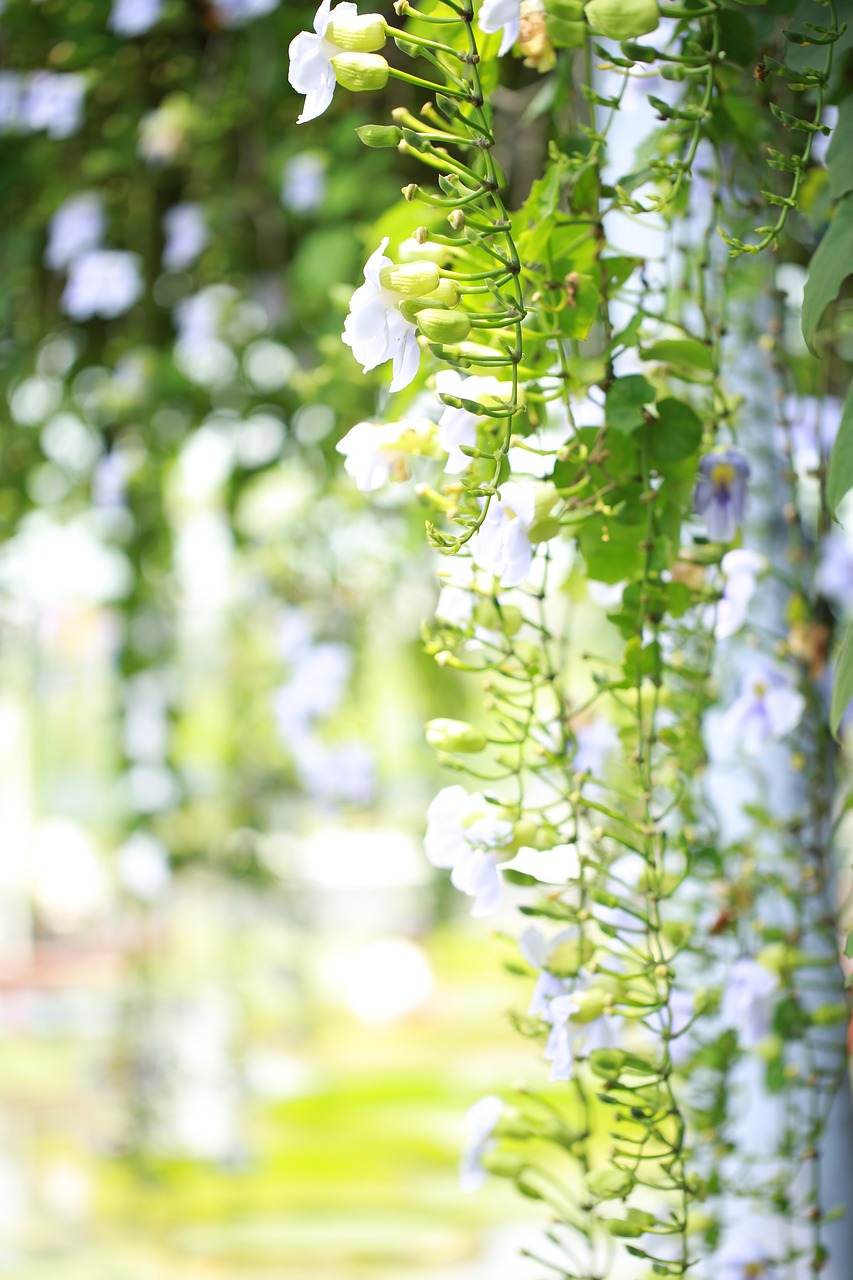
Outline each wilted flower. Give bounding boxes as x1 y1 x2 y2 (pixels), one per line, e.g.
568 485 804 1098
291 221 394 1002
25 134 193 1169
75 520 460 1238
343 238 421 393
478 0 521 54
434 370 513 474
720 957 779 1050
23 72 87 138
469 482 538 588
718 1235 776 1280
721 659 805 754
713 548 767 640
518 0 555 72
694 450 750 542
424 785 513 917
162 203 208 271
336 417 434 491
109 0 163 35
61 250 144 320
288 0 385 124
460 1095 503 1192
45 192 105 271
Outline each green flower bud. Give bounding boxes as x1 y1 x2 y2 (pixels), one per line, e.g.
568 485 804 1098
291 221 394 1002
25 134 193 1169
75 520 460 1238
545 16 586 47
378 261 441 296
584 0 659 39
331 52 389 93
416 307 471 342
757 942 794 975
326 12 386 52
398 237 447 265
482 1149 525 1178
570 987 608 1023
812 1003 849 1027
544 0 584 16
474 599 523 635
425 717 488 752
586 1167 634 1201
356 124 403 148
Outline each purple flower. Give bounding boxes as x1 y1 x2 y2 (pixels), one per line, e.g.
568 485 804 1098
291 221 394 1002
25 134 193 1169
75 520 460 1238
721 658 805 754
694 450 750 542
721 957 779 1050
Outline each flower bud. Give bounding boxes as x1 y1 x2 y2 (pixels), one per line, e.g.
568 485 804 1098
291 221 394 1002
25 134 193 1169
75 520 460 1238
398 236 447 265
379 261 441 296
416 307 471 342
425 718 488 752
331 52 389 93
570 987 608 1023
326 12 386 51
448 209 465 230
545 16 586 47
583 0 659 39
356 124 403 148
544 0 584 16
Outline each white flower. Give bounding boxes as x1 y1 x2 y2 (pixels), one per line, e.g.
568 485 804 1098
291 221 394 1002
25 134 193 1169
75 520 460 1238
0 72 22 131
61 250 144 320
109 0 163 35
816 533 853 609
336 417 434 492
281 153 327 213
343 237 421 393
468 482 538 587
434 370 513 473
718 1234 776 1280
117 832 171 902
720 957 779 1050
544 992 581 1080
288 0 357 124
713 548 767 639
23 72 87 138
478 0 520 54
519 925 571 1018
213 0 279 26
721 659 805 754
424 785 513 917
460 1095 503 1192
543 987 617 1082
162 203 208 271
435 583 474 627
571 717 617 777
45 192 105 271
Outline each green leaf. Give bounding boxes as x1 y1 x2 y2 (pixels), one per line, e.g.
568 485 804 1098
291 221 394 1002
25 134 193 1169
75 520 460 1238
802 193 853 353
830 622 853 739
826 378 853 519
606 375 656 434
826 98 853 200
641 338 714 371
647 397 703 463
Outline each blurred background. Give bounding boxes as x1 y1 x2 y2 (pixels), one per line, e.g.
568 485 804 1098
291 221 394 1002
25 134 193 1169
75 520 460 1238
0 0 558 1273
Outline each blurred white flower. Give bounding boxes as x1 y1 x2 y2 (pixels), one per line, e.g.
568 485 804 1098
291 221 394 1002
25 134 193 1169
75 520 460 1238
469 482 537 588
45 192 105 271
117 832 171 902
424 785 513 917
544 987 616 1082
460 1095 503 1192
23 72 87 138
718 1234 776 1280
434 370 513 474
721 957 779 1050
571 717 617 777
816 533 853 610
61 250 144 320
713 548 767 640
435 583 473 627
109 0 163 35
0 71 22 130
336 417 433 492
343 237 420 393
214 0 279 26
281 153 327 213
720 659 805 754
518 924 571 1018
478 0 520 54
162 203 208 271
296 738 375 807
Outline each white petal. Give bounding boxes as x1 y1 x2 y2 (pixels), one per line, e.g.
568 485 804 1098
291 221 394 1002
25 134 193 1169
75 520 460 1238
390 319 421 393
288 31 331 93
312 0 334 36
764 685 805 740
498 519 533 588
296 75 336 125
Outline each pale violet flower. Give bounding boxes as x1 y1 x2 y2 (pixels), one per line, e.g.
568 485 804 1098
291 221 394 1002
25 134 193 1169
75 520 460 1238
296 738 375 807
720 957 779 1050
721 659 805 755
214 0 279 25
544 988 619 1082
273 640 352 742
780 393 840 471
23 72 87 139
693 450 750 542
713 548 767 639
288 0 361 125
571 717 618 777
468 482 538 588
478 0 520 55
435 583 474 628
336 417 433 492
0 72 22 131
718 1235 776 1280
460 1095 503 1192
816 533 853 610
162 203 208 271
425 785 513 917
61 250 144 320
343 237 420 393
519 925 572 1019
281 153 327 213
45 192 105 271
109 0 163 35
435 370 513 473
